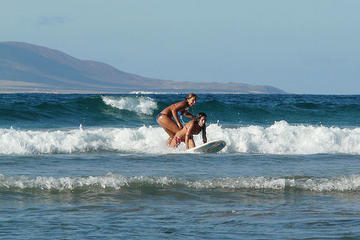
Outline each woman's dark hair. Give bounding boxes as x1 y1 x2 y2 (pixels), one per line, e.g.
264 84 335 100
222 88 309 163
196 112 207 120
196 112 207 130
185 93 197 100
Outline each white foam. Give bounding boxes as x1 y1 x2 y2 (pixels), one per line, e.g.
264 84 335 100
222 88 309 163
1 173 360 192
0 173 180 191
205 121 360 154
102 96 157 115
129 91 158 95
2 121 360 155
191 175 360 192
129 91 181 95
0 126 170 154
0 173 129 191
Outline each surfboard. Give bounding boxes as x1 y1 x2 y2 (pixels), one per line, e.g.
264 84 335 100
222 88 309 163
187 140 226 153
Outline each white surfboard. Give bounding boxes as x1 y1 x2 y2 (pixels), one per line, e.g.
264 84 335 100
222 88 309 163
187 140 226 153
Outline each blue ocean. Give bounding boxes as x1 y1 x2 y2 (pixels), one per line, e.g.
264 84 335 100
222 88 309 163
1 93 360 239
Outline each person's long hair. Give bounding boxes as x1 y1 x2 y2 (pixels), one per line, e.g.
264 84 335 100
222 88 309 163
195 112 207 131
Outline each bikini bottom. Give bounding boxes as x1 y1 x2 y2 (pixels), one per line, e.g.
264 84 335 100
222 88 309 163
156 112 166 121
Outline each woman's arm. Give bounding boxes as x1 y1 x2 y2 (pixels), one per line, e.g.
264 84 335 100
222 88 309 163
183 109 195 120
171 101 187 128
185 122 195 149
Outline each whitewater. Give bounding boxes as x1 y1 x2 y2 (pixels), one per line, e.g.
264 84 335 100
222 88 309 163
2 173 360 192
1 93 360 239
2 121 360 155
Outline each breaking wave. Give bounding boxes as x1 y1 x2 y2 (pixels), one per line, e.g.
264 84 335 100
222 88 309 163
211 121 360 154
1 121 360 155
101 95 157 115
0 125 168 154
1 173 360 193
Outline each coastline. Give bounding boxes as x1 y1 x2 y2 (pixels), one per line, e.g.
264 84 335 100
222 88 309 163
0 89 288 94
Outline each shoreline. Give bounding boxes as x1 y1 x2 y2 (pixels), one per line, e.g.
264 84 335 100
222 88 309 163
0 89 287 95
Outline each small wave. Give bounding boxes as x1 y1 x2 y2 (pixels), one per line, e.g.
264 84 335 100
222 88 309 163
129 91 161 94
102 96 157 115
1 173 360 192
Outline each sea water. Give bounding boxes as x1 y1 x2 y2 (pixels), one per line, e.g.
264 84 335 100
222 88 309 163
1 93 360 239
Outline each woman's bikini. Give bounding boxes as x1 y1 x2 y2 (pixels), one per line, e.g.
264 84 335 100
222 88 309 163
174 126 190 146
156 112 166 121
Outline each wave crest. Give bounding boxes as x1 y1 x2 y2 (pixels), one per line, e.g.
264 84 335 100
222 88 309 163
2 174 360 192
2 121 360 155
207 121 360 154
102 96 157 115
0 126 168 154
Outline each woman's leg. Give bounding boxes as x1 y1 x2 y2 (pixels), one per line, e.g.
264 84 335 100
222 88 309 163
188 138 195 149
163 128 175 146
169 135 177 148
157 115 180 145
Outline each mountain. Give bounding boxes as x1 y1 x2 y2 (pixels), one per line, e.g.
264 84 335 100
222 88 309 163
0 42 286 94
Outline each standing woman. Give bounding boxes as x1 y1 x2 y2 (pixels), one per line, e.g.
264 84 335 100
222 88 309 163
157 93 197 145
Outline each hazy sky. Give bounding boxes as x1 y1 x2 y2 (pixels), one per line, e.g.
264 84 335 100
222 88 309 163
1 0 359 94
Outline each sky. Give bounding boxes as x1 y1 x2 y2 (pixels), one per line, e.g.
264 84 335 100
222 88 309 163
1 0 359 94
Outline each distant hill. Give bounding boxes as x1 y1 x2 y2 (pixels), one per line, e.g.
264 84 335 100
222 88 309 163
0 42 286 94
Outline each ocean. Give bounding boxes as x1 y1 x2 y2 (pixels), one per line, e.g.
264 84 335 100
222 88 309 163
1 93 360 239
